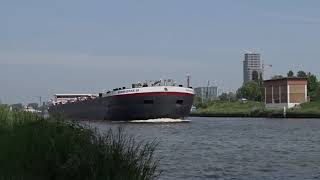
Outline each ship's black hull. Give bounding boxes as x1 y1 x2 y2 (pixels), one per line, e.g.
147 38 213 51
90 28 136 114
49 93 194 121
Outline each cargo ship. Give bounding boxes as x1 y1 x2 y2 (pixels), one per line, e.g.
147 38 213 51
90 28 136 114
48 79 194 121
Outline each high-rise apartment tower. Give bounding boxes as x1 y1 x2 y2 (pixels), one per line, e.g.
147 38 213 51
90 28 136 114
243 53 262 84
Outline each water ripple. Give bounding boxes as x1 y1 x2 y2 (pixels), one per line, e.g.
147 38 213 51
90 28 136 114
88 117 320 180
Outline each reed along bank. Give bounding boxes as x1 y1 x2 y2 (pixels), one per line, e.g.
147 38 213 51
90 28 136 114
0 107 160 180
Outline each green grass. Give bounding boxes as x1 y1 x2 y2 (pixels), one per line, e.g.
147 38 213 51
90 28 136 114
0 108 160 180
194 100 320 117
195 101 265 115
289 101 320 114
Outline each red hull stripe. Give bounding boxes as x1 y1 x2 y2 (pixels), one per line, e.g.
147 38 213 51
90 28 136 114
113 92 194 97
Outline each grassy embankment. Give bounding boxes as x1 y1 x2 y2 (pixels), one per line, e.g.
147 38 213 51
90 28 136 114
0 107 160 180
287 101 320 117
192 101 320 118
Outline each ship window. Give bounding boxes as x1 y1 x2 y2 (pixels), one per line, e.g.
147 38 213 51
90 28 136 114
144 100 154 104
176 100 183 104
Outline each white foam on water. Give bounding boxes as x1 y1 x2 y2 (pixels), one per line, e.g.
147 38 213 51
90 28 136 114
115 118 191 123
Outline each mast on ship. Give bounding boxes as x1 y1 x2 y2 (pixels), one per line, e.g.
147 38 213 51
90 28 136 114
186 74 191 88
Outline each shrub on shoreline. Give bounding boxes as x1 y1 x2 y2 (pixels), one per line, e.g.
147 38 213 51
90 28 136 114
0 108 160 180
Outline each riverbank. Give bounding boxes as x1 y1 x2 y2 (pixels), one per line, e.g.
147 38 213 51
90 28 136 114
191 101 320 118
0 107 160 180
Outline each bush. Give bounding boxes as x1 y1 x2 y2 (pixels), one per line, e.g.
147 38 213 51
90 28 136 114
0 108 160 180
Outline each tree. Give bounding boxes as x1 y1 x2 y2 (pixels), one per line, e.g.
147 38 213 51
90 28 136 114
252 71 259 82
272 75 284 79
11 103 24 111
297 71 307 78
287 70 294 77
193 96 202 107
27 103 39 110
227 92 237 101
236 81 262 101
259 72 263 81
219 92 236 102
307 72 318 98
255 72 264 87
0 104 8 108
315 82 320 101
219 93 229 101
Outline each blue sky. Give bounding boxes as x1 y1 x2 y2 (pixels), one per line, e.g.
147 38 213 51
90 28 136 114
1 0 320 104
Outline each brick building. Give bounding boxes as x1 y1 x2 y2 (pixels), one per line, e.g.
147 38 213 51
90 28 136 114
263 78 308 109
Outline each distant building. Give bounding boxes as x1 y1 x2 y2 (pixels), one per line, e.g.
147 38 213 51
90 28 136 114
194 87 218 102
243 53 262 84
263 78 308 109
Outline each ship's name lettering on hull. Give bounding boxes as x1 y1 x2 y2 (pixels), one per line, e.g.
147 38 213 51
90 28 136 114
118 89 140 94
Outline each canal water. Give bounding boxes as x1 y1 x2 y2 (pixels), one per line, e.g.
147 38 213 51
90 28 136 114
86 117 320 180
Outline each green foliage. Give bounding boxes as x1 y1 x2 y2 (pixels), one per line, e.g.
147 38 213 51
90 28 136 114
219 92 236 102
236 81 262 101
193 96 212 109
252 71 264 86
193 101 320 117
0 104 8 109
297 70 307 78
193 96 202 107
195 101 265 115
252 71 259 82
219 93 229 101
287 70 294 77
272 75 284 79
0 108 160 180
27 103 39 110
260 72 263 80
300 101 320 110
307 72 319 98
316 82 320 101
289 101 320 114
10 103 24 111
258 72 264 85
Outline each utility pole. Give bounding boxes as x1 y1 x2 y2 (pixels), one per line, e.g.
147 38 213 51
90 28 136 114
39 96 42 108
206 80 210 101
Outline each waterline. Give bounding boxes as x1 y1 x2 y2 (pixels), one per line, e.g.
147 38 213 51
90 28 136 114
116 118 191 123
